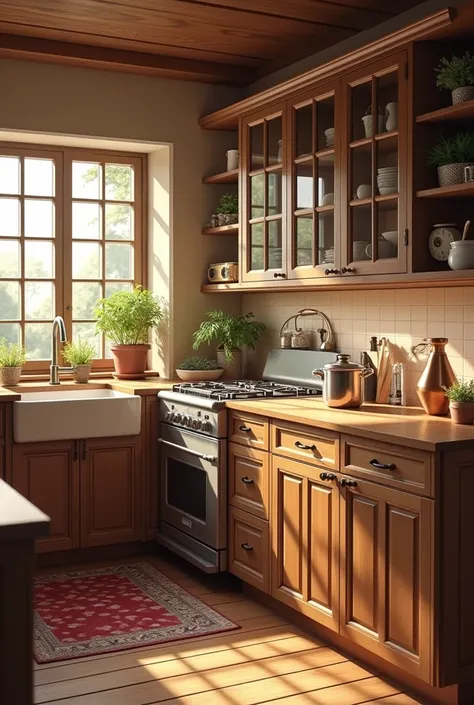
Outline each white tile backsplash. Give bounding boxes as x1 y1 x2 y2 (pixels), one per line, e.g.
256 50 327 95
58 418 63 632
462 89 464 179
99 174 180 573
242 287 471 406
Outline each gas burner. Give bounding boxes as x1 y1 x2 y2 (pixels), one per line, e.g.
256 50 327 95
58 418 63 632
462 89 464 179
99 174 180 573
172 380 321 401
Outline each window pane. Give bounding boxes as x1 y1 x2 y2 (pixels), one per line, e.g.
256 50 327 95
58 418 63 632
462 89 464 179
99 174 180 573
24 158 54 197
0 240 20 277
25 323 52 360
25 199 54 238
0 198 20 237
73 242 101 279
73 323 100 357
105 243 133 279
0 323 20 345
0 157 20 195
25 241 54 279
73 202 101 240
105 164 133 201
73 162 101 199
105 204 133 240
73 282 101 320
0 282 21 320
25 281 54 320
105 281 133 297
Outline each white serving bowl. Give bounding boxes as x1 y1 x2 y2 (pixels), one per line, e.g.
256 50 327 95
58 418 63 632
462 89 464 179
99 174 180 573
321 192 334 205
378 186 398 195
381 231 398 246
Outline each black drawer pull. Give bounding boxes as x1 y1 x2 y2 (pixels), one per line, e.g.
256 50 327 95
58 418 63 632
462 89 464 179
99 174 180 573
340 478 358 488
369 458 396 471
241 476 254 485
239 424 251 433
295 440 316 451
320 472 336 481
241 542 253 551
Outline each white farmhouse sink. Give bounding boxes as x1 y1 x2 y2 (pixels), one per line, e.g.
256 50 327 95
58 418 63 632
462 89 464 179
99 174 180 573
14 389 141 443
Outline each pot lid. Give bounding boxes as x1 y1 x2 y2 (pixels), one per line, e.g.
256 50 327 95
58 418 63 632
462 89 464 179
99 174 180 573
320 353 366 372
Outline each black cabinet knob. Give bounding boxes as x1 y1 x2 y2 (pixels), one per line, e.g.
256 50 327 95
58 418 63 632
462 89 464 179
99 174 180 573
319 472 336 481
340 477 357 487
324 268 340 276
341 267 355 274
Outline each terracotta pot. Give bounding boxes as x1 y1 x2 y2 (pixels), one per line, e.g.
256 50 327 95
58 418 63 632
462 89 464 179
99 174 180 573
217 349 243 380
73 364 91 384
110 344 150 377
416 338 457 415
0 366 22 386
449 401 474 425
175 369 223 382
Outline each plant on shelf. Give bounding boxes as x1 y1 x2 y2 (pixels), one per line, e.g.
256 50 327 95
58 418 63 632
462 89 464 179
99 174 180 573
63 337 96 384
427 132 474 187
0 338 27 387
95 285 163 379
443 379 474 424
435 51 474 105
176 356 223 382
214 192 238 227
193 310 265 379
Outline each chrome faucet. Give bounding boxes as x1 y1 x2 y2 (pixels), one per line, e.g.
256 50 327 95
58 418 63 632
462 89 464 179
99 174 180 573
50 316 73 385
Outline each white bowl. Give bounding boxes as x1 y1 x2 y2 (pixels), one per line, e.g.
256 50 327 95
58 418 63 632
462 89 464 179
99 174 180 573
356 184 372 199
324 128 335 135
378 167 398 172
176 368 223 382
321 192 334 206
378 186 398 195
381 231 398 246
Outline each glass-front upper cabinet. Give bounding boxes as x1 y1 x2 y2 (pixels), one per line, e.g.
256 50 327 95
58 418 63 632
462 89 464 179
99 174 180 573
287 82 339 279
241 104 286 282
340 51 408 277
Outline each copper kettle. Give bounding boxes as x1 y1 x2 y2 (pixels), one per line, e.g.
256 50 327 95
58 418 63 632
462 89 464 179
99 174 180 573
414 338 457 415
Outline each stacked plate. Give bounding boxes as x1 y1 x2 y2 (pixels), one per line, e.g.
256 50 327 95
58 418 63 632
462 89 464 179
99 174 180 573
324 128 335 148
322 247 335 264
377 167 398 195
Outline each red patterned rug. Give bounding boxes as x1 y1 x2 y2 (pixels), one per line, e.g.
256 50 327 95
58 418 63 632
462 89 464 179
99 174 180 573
33 562 239 663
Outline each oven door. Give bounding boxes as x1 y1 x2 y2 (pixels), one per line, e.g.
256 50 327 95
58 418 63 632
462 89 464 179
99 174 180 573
159 424 226 550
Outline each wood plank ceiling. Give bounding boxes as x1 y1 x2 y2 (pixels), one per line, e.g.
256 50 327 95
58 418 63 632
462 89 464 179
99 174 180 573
0 0 426 85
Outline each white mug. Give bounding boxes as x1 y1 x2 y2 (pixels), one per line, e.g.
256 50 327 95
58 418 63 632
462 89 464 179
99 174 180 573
226 150 239 171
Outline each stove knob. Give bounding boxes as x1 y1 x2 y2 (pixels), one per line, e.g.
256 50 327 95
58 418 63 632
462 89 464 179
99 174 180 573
175 413 183 423
202 420 212 433
165 411 173 421
194 418 202 430
184 415 191 427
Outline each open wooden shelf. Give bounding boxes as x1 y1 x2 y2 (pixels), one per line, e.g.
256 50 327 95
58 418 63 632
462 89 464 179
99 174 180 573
201 282 241 292
416 182 474 199
416 99 474 124
201 224 238 236
202 169 238 185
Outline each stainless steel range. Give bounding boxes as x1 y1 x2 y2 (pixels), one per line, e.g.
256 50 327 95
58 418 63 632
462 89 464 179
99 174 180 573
157 349 338 573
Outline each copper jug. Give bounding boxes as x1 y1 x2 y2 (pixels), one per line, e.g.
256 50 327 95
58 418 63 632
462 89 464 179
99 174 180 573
416 338 457 415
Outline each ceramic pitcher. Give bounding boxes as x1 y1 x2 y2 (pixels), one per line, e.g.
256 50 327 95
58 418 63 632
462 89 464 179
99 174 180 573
385 102 398 131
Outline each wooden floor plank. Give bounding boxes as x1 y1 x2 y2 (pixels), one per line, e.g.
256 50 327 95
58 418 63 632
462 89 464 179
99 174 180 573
368 695 428 704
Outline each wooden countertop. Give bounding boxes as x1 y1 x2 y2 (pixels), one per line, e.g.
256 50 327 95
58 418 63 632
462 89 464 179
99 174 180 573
226 397 474 452
0 479 50 541
0 377 178 400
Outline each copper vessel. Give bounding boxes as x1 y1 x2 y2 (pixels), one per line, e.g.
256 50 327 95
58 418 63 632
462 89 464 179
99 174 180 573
416 338 457 415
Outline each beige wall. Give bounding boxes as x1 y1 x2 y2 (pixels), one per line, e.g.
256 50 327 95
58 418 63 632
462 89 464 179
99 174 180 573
0 58 242 374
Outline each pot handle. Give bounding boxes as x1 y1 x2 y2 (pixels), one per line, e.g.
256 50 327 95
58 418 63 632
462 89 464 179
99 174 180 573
361 367 374 379
312 369 324 379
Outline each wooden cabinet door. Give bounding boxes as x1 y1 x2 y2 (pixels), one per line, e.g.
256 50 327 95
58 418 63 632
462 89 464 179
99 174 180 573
271 455 339 632
11 440 79 553
339 474 433 682
80 435 142 547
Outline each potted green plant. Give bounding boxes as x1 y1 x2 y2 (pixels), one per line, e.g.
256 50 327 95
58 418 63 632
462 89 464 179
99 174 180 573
193 311 265 379
428 133 474 187
0 338 27 386
215 192 238 227
176 356 223 382
443 380 474 424
95 285 163 379
62 337 96 384
435 51 474 105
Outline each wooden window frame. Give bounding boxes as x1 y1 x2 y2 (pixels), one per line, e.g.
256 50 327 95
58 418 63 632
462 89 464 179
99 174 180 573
0 142 147 373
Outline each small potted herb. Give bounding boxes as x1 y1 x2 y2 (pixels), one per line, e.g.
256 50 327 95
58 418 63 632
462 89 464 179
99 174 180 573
95 285 163 379
0 338 27 386
176 356 223 382
193 311 265 379
443 380 474 424
215 192 238 227
428 133 474 187
435 51 474 105
62 337 96 384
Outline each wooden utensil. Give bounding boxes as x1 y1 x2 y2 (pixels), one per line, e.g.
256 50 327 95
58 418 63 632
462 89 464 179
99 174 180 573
462 220 471 240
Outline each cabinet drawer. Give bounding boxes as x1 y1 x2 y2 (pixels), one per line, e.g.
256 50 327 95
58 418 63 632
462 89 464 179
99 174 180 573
272 421 339 471
228 443 269 519
341 435 433 497
228 507 269 593
229 411 269 450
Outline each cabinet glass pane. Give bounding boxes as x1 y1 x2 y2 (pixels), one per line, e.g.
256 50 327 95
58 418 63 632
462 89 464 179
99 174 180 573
319 211 335 265
250 222 264 271
251 174 264 218
376 135 398 196
316 95 335 152
351 80 372 142
268 220 282 269
295 215 313 267
317 153 334 207
377 70 398 135
377 201 398 260
268 171 282 216
351 204 371 261
268 116 282 166
296 162 313 210
250 123 264 171
295 104 313 158
351 144 372 201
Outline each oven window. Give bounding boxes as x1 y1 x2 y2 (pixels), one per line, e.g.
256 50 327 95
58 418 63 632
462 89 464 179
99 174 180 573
167 458 207 522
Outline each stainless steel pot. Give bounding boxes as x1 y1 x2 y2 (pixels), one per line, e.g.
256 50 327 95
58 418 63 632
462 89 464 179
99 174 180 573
313 353 374 408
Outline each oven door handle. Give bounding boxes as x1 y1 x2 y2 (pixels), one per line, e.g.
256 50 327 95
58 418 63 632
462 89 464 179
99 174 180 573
159 438 217 464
